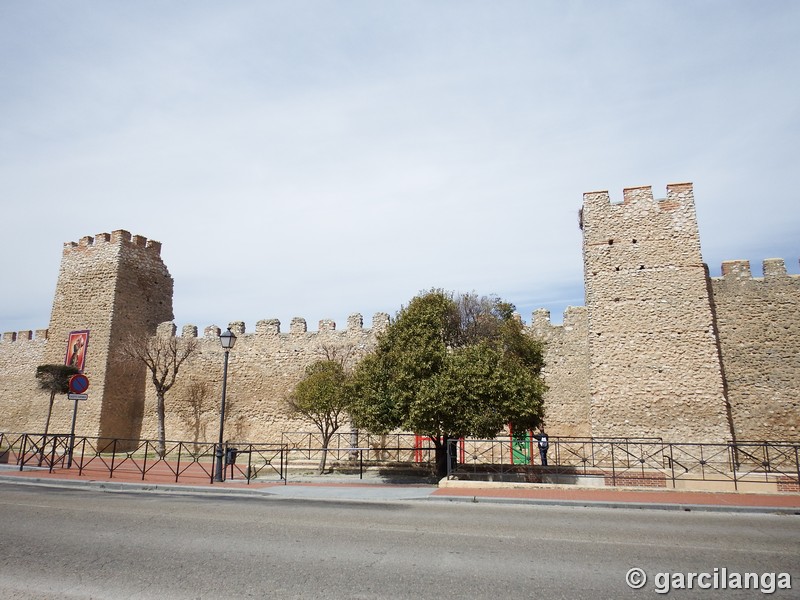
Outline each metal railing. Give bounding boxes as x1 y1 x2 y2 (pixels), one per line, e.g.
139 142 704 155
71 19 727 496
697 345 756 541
281 431 437 476
3 431 798 491
449 437 800 491
0 432 287 485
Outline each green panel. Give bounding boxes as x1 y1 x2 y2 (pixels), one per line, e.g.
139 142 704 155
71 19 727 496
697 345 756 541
511 431 530 464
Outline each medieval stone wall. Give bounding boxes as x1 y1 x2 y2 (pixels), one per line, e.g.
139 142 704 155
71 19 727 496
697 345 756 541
581 184 731 442
0 231 173 439
1 185 798 444
0 331 48 433
530 307 590 438
137 314 388 444
711 259 800 441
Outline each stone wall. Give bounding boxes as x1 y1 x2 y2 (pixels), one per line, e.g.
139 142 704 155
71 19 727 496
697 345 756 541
711 259 800 441
530 307 590 437
137 314 388 444
0 331 48 433
0 230 173 439
1 185 798 445
581 184 731 442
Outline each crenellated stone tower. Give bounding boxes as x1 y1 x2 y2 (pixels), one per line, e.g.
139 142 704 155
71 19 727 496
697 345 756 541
43 230 173 440
581 183 733 442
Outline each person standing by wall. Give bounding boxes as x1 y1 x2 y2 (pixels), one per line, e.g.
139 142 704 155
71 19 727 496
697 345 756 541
532 428 549 466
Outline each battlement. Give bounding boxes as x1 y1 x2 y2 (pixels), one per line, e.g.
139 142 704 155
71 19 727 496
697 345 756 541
63 229 162 256
1 329 48 343
716 258 799 281
583 182 694 211
175 313 392 339
530 306 587 331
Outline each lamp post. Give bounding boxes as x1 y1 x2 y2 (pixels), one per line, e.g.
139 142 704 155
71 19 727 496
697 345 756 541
214 327 236 482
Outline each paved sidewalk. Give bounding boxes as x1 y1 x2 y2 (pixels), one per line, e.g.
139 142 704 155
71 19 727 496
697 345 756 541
2 463 799 513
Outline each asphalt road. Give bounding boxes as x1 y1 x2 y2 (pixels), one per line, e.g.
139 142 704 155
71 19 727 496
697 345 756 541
0 483 797 599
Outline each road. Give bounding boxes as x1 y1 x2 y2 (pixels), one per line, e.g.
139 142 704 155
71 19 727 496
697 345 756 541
0 483 797 599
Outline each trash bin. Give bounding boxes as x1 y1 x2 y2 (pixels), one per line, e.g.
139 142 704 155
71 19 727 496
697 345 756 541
447 439 458 474
225 447 238 466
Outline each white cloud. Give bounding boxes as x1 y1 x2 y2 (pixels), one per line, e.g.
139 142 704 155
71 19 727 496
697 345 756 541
1 1 798 334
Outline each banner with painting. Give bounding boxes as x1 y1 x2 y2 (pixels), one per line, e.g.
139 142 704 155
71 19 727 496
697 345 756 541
65 330 89 372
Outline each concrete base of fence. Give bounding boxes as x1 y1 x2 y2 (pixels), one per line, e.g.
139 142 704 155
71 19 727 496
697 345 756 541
442 471 798 495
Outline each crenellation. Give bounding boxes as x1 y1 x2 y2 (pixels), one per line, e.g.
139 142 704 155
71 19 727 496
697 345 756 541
182 325 198 338
204 325 221 338
2 332 16 342
35 329 48 340
17 330 32 341
79 236 94 247
622 185 654 205
256 319 281 335
721 260 751 278
111 229 132 243
319 319 335 332
290 318 307 334
145 239 162 255
95 232 111 243
532 308 551 328
763 258 787 279
372 312 390 331
347 313 364 331
157 322 176 337
132 235 147 247
228 321 245 336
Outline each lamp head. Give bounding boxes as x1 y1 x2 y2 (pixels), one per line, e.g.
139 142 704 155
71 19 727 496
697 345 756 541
220 327 237 349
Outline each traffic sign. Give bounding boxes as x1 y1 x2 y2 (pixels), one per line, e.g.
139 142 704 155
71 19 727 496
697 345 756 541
68 374 90 394
68 393 88 401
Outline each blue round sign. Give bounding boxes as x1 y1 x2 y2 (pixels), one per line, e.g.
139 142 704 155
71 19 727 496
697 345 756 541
68 374 90 394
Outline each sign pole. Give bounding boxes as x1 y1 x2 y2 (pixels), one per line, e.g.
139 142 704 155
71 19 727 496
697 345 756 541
67 397 79 469
66 375 90 469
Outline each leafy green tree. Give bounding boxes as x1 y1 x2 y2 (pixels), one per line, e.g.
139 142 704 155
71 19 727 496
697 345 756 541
348 290 546 477
287 360 351 474
36 364 81 437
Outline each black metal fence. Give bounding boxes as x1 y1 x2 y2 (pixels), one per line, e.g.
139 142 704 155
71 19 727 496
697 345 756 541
449 436 800 491
0 432 287 484
3 431 798 491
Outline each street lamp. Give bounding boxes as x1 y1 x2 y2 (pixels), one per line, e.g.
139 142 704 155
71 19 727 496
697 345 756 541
214 327 237 482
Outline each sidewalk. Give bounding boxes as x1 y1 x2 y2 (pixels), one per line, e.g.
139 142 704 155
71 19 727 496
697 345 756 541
2 463 799 513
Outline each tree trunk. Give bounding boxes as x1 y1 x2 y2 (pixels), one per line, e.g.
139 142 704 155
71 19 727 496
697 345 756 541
317 432 332 474
39 392 56 466
434 436 449 480
43 391 56 437
156 393 166 459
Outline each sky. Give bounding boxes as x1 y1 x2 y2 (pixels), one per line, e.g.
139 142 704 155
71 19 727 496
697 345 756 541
1 1 798 335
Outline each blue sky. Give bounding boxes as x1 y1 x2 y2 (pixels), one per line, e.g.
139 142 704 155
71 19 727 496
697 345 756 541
1 1 798 334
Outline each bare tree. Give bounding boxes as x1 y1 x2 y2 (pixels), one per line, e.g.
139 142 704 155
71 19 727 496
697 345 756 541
120 327 197 457
176 380 211 450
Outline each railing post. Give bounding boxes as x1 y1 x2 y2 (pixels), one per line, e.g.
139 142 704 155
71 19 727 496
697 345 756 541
730 443 739 491
19 434 27 472
610 442 616 487
175 442 182 483
794 445 800 490
142 440 149 481
109 439 118 479
669 443 676 488
359 448 364 480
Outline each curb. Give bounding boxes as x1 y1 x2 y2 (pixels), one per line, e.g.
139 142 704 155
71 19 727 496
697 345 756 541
3 474 799 514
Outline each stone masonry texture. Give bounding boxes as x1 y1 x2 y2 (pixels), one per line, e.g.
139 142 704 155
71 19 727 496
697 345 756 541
0 185 797 444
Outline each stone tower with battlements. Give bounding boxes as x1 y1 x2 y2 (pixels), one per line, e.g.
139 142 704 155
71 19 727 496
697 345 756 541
42 230 173 440
581 183 733 442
